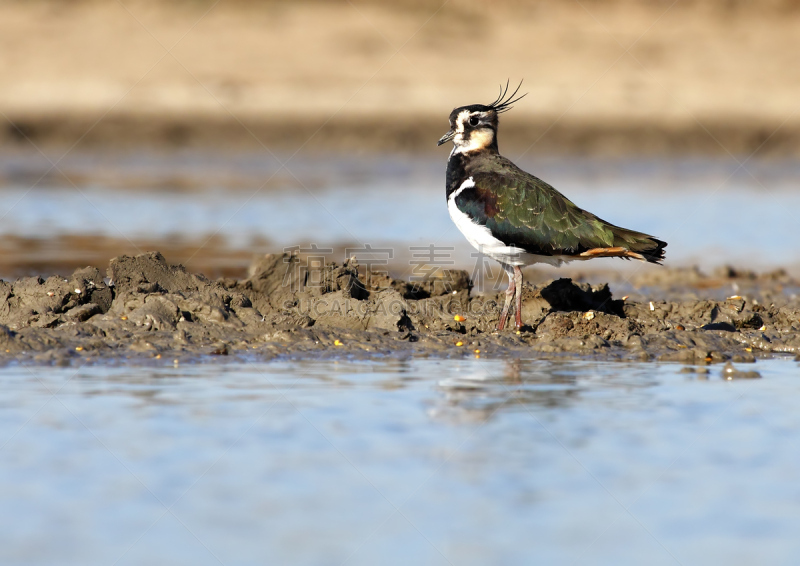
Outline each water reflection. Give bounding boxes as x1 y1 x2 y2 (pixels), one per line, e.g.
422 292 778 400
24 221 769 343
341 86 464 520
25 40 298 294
432 360 574 422
430 359 666 424
62 358 664 421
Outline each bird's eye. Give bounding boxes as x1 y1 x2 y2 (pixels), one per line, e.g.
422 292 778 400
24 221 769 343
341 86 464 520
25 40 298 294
468 115 480 127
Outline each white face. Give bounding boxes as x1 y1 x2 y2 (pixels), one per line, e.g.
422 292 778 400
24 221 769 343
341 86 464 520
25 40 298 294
452 109 495 154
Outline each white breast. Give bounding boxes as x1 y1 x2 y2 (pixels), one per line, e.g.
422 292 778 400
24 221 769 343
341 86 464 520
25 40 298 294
447 177 572 268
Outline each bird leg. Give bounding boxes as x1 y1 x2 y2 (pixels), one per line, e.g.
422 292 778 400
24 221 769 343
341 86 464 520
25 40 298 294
514 266 523 329
497 265 515 331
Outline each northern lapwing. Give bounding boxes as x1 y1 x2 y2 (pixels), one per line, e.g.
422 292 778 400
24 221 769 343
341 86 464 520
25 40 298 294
438 82 667 330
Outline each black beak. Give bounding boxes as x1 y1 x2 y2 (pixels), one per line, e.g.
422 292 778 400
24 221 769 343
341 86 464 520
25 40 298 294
437 129 456 146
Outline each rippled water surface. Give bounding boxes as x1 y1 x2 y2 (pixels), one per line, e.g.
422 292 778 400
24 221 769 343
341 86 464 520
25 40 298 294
2 358 799 565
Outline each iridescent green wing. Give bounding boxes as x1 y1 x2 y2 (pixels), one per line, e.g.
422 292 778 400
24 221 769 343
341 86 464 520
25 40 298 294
458 162 665 260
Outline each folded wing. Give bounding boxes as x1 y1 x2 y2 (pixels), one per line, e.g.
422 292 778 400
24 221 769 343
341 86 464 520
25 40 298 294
455 168 667 263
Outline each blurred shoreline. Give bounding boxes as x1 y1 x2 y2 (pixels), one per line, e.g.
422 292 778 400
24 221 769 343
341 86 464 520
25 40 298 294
6 113 798 157
3 0 799 156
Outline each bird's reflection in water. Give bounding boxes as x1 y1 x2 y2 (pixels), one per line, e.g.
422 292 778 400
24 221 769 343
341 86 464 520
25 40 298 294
430 359 590 423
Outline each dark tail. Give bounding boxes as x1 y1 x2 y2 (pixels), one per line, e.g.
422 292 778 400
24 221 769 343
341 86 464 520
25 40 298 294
572 217 668 264
615 227 667 264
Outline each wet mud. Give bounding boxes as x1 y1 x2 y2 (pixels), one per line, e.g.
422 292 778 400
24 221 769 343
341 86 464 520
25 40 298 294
1 251 799 367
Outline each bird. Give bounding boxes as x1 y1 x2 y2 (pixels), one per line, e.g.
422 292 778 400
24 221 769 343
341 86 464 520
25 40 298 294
438 82 667 330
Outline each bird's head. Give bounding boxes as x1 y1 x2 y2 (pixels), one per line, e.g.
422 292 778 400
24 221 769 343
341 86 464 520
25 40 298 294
438 81 526 154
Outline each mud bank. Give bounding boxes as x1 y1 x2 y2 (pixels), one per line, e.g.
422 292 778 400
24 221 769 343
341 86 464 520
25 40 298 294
1 252 799 367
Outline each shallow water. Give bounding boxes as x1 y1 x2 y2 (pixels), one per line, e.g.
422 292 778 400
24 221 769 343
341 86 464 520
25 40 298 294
2 357 799 565
1 155 799 271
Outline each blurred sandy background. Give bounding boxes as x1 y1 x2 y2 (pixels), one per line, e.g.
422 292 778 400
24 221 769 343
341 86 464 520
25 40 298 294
2 0 799 156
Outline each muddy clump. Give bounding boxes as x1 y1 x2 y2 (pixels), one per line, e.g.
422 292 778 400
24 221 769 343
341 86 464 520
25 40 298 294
0 250 798 365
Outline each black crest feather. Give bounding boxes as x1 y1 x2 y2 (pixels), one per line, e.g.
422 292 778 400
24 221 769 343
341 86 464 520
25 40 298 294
487 80 527 114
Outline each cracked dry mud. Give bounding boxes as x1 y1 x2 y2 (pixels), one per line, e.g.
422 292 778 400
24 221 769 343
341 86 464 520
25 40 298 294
1 251 799 367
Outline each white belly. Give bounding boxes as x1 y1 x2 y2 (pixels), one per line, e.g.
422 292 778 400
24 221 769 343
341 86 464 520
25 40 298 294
447 177 573 268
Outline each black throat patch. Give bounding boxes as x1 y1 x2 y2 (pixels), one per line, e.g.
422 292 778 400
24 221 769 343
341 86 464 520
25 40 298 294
445 151 470 200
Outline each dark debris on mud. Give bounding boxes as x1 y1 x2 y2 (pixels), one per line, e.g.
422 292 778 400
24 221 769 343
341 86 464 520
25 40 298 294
1 251 800 367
